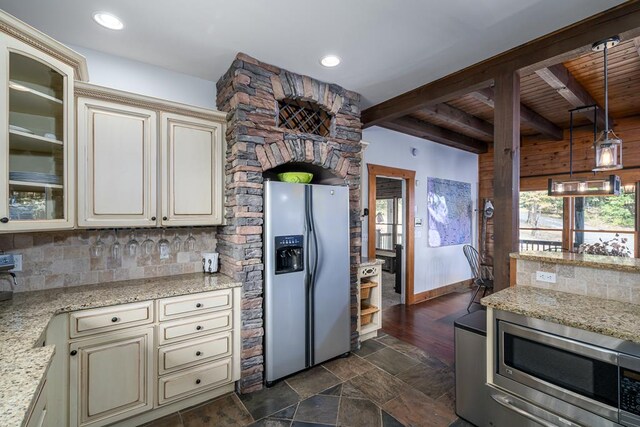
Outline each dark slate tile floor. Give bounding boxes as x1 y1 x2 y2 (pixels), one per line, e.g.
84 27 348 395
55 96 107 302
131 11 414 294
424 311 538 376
144 333 466 427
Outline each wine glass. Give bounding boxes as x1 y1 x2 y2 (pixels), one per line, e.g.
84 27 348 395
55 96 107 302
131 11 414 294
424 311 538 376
184 228 196 252
157 229 170 257
171 231 182 254
142 232 155 256
111 229 121 260
125 230 139 257
90 232 105 258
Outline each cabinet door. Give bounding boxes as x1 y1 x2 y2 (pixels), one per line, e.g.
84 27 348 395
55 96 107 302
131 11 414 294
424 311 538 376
0 35 75 232
69 327 154 427
160 113 223 226
77 98 157 227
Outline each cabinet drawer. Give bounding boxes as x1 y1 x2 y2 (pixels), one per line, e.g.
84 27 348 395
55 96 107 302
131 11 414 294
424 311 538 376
158 290 232 321
158 332 232 374
70 301 154 338
158 310 232 345
158 357 232 405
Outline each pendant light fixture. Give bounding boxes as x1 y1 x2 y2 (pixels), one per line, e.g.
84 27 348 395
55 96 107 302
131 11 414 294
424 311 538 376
592 36 622 171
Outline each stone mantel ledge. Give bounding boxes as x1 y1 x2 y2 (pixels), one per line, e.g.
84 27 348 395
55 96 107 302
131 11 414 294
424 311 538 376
482 286 640 344
0 272 241 427
511 251 640 273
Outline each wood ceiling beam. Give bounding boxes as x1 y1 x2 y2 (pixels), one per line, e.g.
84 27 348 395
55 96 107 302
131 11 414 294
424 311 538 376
469 88 563 140
380 116 488 154
420 103 494 140
634 37 640 57
535 63 611 129
361 1 640 128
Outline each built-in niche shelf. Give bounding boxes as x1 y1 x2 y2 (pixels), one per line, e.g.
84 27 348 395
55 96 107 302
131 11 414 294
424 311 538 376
262 162 347 186
358 261 383 341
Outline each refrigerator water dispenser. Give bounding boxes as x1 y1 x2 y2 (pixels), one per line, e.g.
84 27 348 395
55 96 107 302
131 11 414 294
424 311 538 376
275 235 304 274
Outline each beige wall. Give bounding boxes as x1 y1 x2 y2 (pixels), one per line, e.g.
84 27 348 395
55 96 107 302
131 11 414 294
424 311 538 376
0 228 217 292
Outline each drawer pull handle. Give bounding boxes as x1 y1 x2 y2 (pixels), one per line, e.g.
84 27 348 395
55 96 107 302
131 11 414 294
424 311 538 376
195 379 201 384
111 317 119 323
196 303 203 308
196 351 202 356
196 326 203 331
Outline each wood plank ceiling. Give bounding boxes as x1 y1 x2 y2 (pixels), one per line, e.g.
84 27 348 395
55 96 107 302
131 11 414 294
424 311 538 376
380 38 640 153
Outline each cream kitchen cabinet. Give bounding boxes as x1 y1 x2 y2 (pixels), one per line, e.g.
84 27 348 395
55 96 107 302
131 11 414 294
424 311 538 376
76 83 226 228
160 113 224 226
69 327 154 427
76 98 158 227
0 10 87 233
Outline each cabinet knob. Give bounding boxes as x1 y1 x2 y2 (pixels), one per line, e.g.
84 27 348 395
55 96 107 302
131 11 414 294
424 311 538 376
196 325 203 331
0 217 8 224
163 216 168 221
111 317 119 323
196 303 203 308
195 379 201 384
196 351 202 356
151 216 157 221
70 350 77 356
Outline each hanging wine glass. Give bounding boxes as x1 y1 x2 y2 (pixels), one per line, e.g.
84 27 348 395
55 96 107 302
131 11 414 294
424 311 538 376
90 232 105 258
125 230 139 257
142 232 155 256
158 229 170 258
171 231 182 254
184 228 196 252
111 229 121 260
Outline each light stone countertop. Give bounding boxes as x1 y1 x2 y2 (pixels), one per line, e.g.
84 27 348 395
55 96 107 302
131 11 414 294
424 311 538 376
0 272 241 427
511 251 640 273
359 258 385 267
481 286 640 343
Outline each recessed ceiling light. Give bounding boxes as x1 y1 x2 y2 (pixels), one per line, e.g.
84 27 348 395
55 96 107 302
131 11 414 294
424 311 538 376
320 55 341 68
93 12 124 30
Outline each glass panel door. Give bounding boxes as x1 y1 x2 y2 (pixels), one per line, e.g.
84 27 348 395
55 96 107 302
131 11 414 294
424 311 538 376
8 52 65 221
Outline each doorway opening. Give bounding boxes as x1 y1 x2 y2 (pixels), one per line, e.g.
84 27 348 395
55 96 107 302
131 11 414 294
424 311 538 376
367 164 416 306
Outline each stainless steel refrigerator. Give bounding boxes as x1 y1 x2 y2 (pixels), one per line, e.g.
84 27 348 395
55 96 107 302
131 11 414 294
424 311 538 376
264 181 351 385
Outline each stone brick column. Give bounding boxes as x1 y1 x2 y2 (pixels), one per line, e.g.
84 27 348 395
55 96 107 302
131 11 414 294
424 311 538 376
216 53 363 393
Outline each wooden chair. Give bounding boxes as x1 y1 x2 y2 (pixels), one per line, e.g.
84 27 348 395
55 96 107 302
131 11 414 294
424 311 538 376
463 245 494 312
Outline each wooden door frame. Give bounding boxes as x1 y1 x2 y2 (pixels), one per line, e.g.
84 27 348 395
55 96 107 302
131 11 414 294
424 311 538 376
367 164 416 305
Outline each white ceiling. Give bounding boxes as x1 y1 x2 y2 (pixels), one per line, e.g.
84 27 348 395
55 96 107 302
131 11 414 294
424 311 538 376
0 0 625 108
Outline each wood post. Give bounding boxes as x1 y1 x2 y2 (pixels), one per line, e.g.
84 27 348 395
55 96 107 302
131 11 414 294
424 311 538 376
493 72 521 291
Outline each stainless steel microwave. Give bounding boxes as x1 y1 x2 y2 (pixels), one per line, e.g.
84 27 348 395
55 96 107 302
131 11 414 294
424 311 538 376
490 310 640 427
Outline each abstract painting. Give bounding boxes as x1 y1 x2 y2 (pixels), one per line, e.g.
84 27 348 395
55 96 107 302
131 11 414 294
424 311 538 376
427 177 472 247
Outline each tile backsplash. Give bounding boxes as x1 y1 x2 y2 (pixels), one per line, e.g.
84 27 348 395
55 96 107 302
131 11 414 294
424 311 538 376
516 258 640 304
0 228 217 292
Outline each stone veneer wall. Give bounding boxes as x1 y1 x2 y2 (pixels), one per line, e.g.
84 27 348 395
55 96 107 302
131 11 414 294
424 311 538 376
0 228 217 292
516 258 640 303
216 53 363 393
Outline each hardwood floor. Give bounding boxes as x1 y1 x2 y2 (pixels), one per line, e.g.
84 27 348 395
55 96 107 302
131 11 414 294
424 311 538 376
381 289 484 366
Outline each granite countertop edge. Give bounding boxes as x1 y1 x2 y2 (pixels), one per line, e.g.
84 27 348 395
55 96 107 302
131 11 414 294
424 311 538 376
359 258 385 267
0 272 241 427
510 251 640 273
481 286 640 344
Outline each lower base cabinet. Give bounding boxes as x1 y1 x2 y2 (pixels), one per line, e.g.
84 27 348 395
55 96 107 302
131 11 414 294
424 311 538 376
53 287 241 427
25 380 48 427
69 327 154 427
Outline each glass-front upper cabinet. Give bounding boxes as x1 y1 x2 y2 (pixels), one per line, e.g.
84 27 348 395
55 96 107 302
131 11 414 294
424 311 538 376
0 35 75 231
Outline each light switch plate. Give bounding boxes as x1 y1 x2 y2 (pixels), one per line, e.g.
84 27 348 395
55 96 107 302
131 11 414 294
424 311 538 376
10 254 22 272
536 271 556 283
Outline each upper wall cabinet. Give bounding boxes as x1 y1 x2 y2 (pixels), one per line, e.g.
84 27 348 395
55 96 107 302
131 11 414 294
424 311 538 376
161 113 224 226
77 98 158 227
0 11 88 233
75 83 226 228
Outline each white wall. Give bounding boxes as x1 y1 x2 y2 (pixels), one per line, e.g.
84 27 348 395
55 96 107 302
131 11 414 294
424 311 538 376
362 127 478 295
68 45 217 109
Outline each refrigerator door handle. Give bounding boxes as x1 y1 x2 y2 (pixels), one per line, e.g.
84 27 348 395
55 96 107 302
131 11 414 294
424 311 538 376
307 186 320 366
304 185 313 367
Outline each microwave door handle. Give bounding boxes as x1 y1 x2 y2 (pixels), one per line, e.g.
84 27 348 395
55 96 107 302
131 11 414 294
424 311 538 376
491 394 560 427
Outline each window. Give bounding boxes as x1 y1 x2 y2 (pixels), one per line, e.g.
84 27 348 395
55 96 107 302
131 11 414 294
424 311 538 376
574 186 636 256
519 191 564 252
375 198 395 250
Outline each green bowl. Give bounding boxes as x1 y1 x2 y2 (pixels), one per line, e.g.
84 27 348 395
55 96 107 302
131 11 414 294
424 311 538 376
278 172 313 184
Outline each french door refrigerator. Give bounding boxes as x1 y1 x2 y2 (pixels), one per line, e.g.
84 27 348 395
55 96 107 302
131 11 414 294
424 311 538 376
264 180 351 385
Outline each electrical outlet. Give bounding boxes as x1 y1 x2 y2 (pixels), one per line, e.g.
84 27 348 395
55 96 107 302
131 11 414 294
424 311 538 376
10 254 22 272
536 271 556 283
